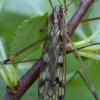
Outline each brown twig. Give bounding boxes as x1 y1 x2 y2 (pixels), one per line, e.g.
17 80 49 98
3 60 41 100
67 0 94 37
3 0 95 99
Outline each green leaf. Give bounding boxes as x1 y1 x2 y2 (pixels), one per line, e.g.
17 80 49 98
10 13 48 61
68 32 100 60
0 39 18 87
0 12 48 88
78 51 100 60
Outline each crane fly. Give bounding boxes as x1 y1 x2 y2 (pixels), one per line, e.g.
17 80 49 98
38 5 66 100
2 0 100 100
38 0 99 100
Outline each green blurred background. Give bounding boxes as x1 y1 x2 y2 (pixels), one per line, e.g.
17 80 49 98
0 0 100 100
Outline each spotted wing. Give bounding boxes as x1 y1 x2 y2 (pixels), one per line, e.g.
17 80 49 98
38 16 66 100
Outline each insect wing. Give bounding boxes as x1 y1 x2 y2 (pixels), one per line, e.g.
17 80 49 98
38 6 66 100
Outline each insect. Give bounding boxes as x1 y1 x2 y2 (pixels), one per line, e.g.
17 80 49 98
38 5 67 100
1 0 100 100
38 0 99 100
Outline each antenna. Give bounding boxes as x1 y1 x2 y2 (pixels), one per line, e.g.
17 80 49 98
67 0 76 7
58 0 63 6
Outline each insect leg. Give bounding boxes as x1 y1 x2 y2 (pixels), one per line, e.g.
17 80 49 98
49 0 53 9
63 0 67 13
66 34 98 100
3 38 45 64
68 70 98 100
4 58 41 64
66 17 100 29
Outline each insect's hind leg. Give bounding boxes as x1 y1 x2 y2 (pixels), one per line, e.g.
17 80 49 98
68 70 89 87
68 70 98 100
66 34 98 100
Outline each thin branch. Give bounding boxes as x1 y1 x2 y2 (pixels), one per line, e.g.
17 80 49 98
3 60 41 100
67 0 94 37
3 0 95 99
